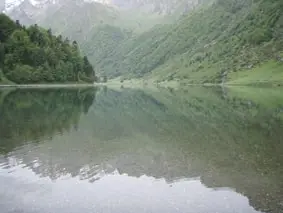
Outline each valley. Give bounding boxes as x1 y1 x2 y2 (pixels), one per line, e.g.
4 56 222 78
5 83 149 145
1 2 283 212
1 0 283 86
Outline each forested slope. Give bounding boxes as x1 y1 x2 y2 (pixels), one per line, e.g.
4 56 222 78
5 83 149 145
94 0 283 84
0 14 96 84
3 0 283 84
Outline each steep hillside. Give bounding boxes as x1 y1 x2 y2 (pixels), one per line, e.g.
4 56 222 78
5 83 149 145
106 0 201 14
94 0 283 84
92 23 172 77
41 1 120 41
5 0 283 85
5 0 189 36
148 0 283 84
0 14 96 84
5 0 205 75
84 0 280 85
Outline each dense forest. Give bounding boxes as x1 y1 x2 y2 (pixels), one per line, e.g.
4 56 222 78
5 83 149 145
0 14 96 84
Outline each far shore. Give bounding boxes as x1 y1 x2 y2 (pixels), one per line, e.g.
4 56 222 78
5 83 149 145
1 79 282 89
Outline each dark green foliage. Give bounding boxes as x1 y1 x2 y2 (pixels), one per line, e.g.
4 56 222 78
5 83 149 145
0 14 96 84
83 56 95 77
102 76 108 83
91 24 171 78
0 42 4 68
81 24 129 70
0 14 17 42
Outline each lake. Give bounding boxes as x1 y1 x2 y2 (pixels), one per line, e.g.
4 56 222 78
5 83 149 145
0 86 283 213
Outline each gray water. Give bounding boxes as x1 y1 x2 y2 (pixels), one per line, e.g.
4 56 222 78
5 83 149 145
0 87 283 213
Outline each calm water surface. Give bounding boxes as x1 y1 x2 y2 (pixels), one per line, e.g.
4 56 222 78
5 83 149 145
0 87 283 213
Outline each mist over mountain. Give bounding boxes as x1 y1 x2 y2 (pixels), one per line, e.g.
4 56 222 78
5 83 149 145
3 0 187 36
105 0 202 14
3 0 202 15
0 0 4 12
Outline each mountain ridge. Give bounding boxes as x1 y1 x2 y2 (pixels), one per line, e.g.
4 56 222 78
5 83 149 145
3 0 283 85
3 0 201 15
92 0 283 85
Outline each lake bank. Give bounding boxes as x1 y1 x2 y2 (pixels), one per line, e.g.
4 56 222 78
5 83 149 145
1 67 283 90
0 83 97 88
2 81 282 90
105 78 283 90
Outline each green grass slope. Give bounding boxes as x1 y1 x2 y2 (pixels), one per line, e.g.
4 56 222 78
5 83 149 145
95 0 283 84
36 2 173 77
227 60 283 86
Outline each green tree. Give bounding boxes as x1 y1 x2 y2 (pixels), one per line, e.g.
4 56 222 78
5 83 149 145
0 14 96 84
0 14 17 42
83 56 95 77
0 42 4 68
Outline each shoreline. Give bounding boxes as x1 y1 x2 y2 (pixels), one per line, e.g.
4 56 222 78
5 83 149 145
104 78 283 89
0 83 97 88
1 80 282 89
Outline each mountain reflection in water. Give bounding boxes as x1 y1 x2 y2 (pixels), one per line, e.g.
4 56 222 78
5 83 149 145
0 87 282 213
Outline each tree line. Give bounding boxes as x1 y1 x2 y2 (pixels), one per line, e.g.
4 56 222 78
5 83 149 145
0 14 96 84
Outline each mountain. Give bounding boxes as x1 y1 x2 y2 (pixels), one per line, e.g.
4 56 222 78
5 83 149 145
106 0 201 14
4 0 205 79
4 0 283 85
4 0 205 34
3 0 202 16
92 0 283 85
4 0 183 46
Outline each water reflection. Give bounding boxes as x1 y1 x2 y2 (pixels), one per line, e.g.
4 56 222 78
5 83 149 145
0 87 283 213
0 88 96 153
